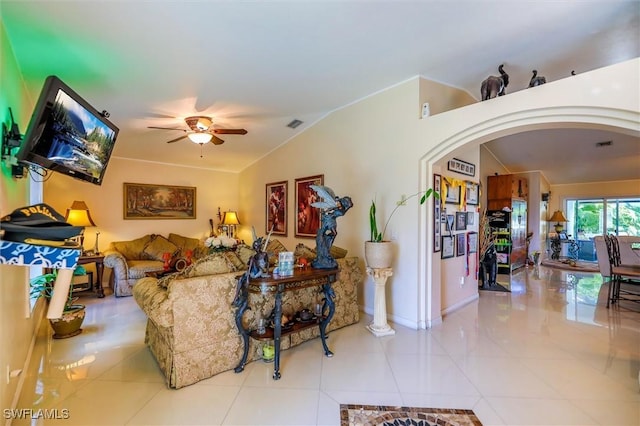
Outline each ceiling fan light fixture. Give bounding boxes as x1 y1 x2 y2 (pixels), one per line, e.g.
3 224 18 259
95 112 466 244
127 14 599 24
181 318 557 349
187 132 213 144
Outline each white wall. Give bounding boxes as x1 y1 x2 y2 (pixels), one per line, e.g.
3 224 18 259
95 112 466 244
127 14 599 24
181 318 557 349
44 158 241 252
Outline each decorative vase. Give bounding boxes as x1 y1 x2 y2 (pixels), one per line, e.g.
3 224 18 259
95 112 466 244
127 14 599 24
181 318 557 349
364 241 394 269
49 304 86 339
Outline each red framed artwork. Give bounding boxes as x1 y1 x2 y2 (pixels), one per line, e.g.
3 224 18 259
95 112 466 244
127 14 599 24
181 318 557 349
266 180 288 236
295 174 324 238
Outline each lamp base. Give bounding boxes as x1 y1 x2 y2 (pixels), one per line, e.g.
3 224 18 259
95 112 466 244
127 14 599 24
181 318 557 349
554 224 564 233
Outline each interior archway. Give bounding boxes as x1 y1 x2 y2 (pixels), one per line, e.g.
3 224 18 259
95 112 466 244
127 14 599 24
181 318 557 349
419 105 640 328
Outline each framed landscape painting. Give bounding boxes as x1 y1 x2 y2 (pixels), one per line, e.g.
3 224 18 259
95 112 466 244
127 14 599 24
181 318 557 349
295 174 324 238
266 180 288 236
123 183 196 219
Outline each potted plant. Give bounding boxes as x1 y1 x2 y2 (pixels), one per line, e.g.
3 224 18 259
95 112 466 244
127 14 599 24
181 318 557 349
366 188 438 268
30 269 86 339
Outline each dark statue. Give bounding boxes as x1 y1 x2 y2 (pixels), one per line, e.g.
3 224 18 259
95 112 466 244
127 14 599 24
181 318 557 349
233 231 270 308
481 244 498 288
481 64 509 101
528 69 547 87
309 185 353 269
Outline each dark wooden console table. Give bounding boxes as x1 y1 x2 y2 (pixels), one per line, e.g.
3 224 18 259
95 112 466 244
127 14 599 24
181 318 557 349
233 267 338 380
77 253 105 298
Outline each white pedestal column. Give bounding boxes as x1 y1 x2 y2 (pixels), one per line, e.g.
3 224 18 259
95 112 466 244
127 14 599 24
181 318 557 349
366 267 395 337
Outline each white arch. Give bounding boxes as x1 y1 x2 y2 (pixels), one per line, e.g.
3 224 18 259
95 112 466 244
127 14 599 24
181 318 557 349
419 104 640 328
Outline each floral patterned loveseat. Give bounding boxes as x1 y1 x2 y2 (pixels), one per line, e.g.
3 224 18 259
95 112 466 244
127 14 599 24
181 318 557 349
104 233 208 297
132 254 363 389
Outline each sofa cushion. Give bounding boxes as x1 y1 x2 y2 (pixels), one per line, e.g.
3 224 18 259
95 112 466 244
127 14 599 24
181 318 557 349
144 235 180 261
128 260 165 279
294 243 316 263
112 234 153 260
330 245 348 259
223 251 246 270
168 233 208 259
236 244 255 266
265 238 288 265
186 253 238 277
157 253 238 289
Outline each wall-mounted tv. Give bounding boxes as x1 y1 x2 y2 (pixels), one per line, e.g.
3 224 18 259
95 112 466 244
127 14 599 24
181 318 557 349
17 75 119 185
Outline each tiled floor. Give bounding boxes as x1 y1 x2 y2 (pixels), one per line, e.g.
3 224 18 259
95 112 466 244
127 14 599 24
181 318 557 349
12 265 640 425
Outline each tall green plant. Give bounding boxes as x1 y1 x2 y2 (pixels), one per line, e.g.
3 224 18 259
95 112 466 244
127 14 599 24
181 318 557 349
369 188 439 242
30 270 78 311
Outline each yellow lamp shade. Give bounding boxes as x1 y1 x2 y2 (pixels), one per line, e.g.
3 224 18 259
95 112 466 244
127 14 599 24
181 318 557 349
65 201 96 227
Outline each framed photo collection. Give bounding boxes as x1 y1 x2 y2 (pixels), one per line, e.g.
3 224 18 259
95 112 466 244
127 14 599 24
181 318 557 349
433 174 442 252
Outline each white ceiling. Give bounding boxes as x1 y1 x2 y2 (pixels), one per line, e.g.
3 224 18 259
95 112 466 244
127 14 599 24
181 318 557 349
2 1 639 183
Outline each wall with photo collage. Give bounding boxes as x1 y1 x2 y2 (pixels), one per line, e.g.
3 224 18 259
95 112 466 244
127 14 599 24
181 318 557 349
435 175 479 263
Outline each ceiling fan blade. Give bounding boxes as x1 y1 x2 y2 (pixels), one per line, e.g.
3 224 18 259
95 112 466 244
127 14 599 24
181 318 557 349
213 128 248 135
210 135 225 145
148 126 187 131
166 135 188 144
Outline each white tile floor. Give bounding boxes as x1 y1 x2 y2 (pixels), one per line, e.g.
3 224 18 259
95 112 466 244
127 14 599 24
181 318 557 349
12 265 640 425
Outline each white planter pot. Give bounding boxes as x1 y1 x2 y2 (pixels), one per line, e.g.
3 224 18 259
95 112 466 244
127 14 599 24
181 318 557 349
364 241 394 269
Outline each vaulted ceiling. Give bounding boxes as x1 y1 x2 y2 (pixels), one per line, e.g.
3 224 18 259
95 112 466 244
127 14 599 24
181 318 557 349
2 1 639 183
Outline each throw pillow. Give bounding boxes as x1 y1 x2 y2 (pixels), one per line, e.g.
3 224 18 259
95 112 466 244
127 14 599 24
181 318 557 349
143 235 179 261
236 244 256 266
294 243 316 263
168 233 208 259
224 251 246 270
265 238 288 265
184 252 238 277
112 234 153 260
330 245 348 259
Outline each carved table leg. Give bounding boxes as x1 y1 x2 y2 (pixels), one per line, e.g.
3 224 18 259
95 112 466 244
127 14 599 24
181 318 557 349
366 267 395 337
319 279 336 357
273 288 283 380
233 275 250 373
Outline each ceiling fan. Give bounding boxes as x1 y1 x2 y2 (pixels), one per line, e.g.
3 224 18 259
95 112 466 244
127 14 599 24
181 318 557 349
148 116 248 145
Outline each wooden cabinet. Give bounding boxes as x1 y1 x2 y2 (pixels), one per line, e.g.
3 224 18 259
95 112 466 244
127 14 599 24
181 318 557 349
487 175 528 210
487 174 528 272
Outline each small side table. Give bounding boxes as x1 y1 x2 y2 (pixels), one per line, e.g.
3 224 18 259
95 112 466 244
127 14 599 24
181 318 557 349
366 267 395 337
77 254 105 298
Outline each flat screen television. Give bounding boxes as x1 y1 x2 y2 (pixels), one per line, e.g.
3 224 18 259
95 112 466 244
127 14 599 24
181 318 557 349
17 75 119 185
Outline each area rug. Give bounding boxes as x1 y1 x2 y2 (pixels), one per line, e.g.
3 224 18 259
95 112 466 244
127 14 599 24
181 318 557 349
340 404 482 426
478 282 510 292
541 259 599 273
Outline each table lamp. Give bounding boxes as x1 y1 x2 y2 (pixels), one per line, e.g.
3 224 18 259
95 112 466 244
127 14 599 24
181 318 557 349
222 211 240 239
548 210 568 233
65 201 98 253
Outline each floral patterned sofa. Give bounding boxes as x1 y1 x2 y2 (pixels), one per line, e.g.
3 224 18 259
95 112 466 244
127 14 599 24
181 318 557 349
132 253 363 389
104 233 208 297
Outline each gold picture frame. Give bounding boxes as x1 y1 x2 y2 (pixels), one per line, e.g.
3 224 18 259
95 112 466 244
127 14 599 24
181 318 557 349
123 182 196 219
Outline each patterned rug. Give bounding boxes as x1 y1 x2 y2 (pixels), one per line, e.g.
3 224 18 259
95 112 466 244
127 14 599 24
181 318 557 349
340 404 482 426
541 259 599 273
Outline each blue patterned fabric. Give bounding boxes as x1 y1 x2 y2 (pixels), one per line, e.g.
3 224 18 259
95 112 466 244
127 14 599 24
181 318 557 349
0 240 80 269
